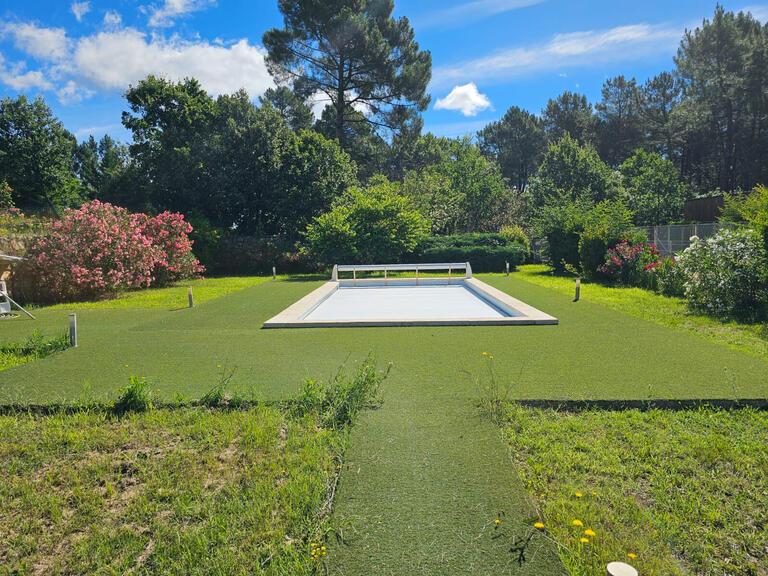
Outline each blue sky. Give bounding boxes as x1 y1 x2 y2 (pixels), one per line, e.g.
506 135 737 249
1 0 767 143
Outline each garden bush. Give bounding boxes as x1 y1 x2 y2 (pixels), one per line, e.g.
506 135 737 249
26 200 202 302
676 228 768 319
408 233 527 272
499 224 531 259
653 257 686 297
579 200 643 280
208 233 321 275
304 180 428 265
597 240 661 288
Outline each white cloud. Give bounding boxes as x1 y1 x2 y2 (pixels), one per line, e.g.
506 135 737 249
71 2 91 22
5 22 70 61
147 0 216 27
103 11 122 27
434 83 492 116
72 30 273 97
432 23 681 88
415 0 546 28
0 55 53 91
0 19 274 103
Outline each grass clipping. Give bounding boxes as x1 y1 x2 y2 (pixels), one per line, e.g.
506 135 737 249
0 355 388 576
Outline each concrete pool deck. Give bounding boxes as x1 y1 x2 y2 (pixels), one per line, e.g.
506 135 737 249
262 276 558 328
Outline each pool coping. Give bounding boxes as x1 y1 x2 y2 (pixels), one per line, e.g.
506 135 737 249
262 277 558 328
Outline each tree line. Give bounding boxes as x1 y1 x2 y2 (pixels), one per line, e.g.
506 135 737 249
0 3 766 242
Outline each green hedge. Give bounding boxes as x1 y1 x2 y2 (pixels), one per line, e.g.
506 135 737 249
407 234 527 272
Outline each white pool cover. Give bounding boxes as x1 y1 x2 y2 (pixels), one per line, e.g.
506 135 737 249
304 284 509 321
263 277 558 328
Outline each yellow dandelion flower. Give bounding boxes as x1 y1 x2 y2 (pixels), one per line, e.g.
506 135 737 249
322 551 326 556
591 491 597 496
584 529 596 537
575 492 582 498
482 352 488 356
124 364 129 368
321 546 326 551
217 364 222 368
533 522 545 530
627 553 637 559
580 537 589 543
494 519 501 524
572 519 583 527
489 355 494 359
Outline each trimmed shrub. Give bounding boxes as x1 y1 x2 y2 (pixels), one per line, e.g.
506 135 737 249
208 234 320 275
409 233 527 272
676 228 768 319
499 224 531 259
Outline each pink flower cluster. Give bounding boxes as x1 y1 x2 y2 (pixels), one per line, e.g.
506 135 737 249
28 200 203 301
598 240 661 284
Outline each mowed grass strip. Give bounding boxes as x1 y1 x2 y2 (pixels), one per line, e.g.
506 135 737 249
0 406 341 576
514 265 768 360
491 404 768 576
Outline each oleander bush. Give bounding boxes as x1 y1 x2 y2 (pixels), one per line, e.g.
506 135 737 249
676 228 768 319
598 240 662 288
26 200 202 302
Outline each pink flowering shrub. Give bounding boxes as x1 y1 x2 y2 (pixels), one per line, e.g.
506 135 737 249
140 210 204 284
27 200 203 302
598 240 661 287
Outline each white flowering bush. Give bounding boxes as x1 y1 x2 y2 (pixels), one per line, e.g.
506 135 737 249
676 229 768 319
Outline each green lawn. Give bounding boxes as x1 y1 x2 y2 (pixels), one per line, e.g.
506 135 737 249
1 273 767 575
515 264 768 360
491 404 768 576
0 406 343 576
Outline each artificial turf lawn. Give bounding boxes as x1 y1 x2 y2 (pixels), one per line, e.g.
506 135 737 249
2 274 767 575
492 404 768 576
1 273 766 404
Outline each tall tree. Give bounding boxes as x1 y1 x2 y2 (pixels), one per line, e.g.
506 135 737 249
0 95 83 211
675 6 768 192
640 72 683 161
259 86 314 131
263 0 432 151
477 106 547 192
541 91 596 145
595 76 645 166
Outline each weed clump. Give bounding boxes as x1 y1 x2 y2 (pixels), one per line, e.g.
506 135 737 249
111 376 153 415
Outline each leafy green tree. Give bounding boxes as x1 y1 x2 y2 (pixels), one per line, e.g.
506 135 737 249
304 178 428 264
402 138 513 234
263 0 432 150
259 86 314 131
122 76 217 214
595 76 645 167
619 149 691 225
531 134 620 207
477 106 547 192
0 95 84 210
541 91 596 145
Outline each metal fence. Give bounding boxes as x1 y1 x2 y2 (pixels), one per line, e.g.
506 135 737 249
530 221 731 263
638 222 732 257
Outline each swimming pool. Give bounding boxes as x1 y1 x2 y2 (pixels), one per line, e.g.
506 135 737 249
263 263 558 328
